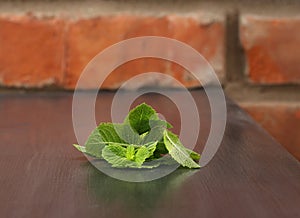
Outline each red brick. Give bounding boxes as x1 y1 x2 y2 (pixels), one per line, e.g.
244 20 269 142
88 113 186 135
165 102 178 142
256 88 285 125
0 15 65 87
104 58 168 89
240 16 300 84
65 15 224 89
241 102 300 161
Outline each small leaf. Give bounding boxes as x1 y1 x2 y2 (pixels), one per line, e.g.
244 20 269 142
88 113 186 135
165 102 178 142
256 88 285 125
102 142 160 168
186 148 201 162
105 143 126 156
102 144 159 169
126 145 135 160
163 130 200 169
135 146 150 166
102 144 135 168
134 141 157 165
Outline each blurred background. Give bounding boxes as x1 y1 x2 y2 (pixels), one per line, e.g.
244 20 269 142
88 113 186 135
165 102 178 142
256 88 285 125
0 0 299 160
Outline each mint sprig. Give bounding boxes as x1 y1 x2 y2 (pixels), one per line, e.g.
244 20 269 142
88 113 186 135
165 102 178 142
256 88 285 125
73 103 200 169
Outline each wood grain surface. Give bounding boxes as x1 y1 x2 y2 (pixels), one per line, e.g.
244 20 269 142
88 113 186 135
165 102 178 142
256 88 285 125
0 90 299 218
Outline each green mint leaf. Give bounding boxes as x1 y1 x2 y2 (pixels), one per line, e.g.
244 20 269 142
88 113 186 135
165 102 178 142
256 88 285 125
135 146 150 165
97 123 125 143
163 130 200 169
113 123 140 145
126 145 135 160
166 122 173 129
124 103 159 134
135 141 157 165
73 144 86 153
106 142 137 148
123 103 172 144
74 123 125 158
102 144 135 168
102 144 159 169
140 120 169 144
144 141 157 155
84 127 107 158
186 148 201 162
85 122 125 158
152 141 168 158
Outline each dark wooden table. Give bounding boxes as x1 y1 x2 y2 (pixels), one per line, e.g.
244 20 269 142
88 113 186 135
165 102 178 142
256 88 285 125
0 90 299 218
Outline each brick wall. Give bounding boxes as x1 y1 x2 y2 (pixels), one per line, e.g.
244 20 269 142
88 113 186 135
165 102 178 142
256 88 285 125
0 1 299 160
